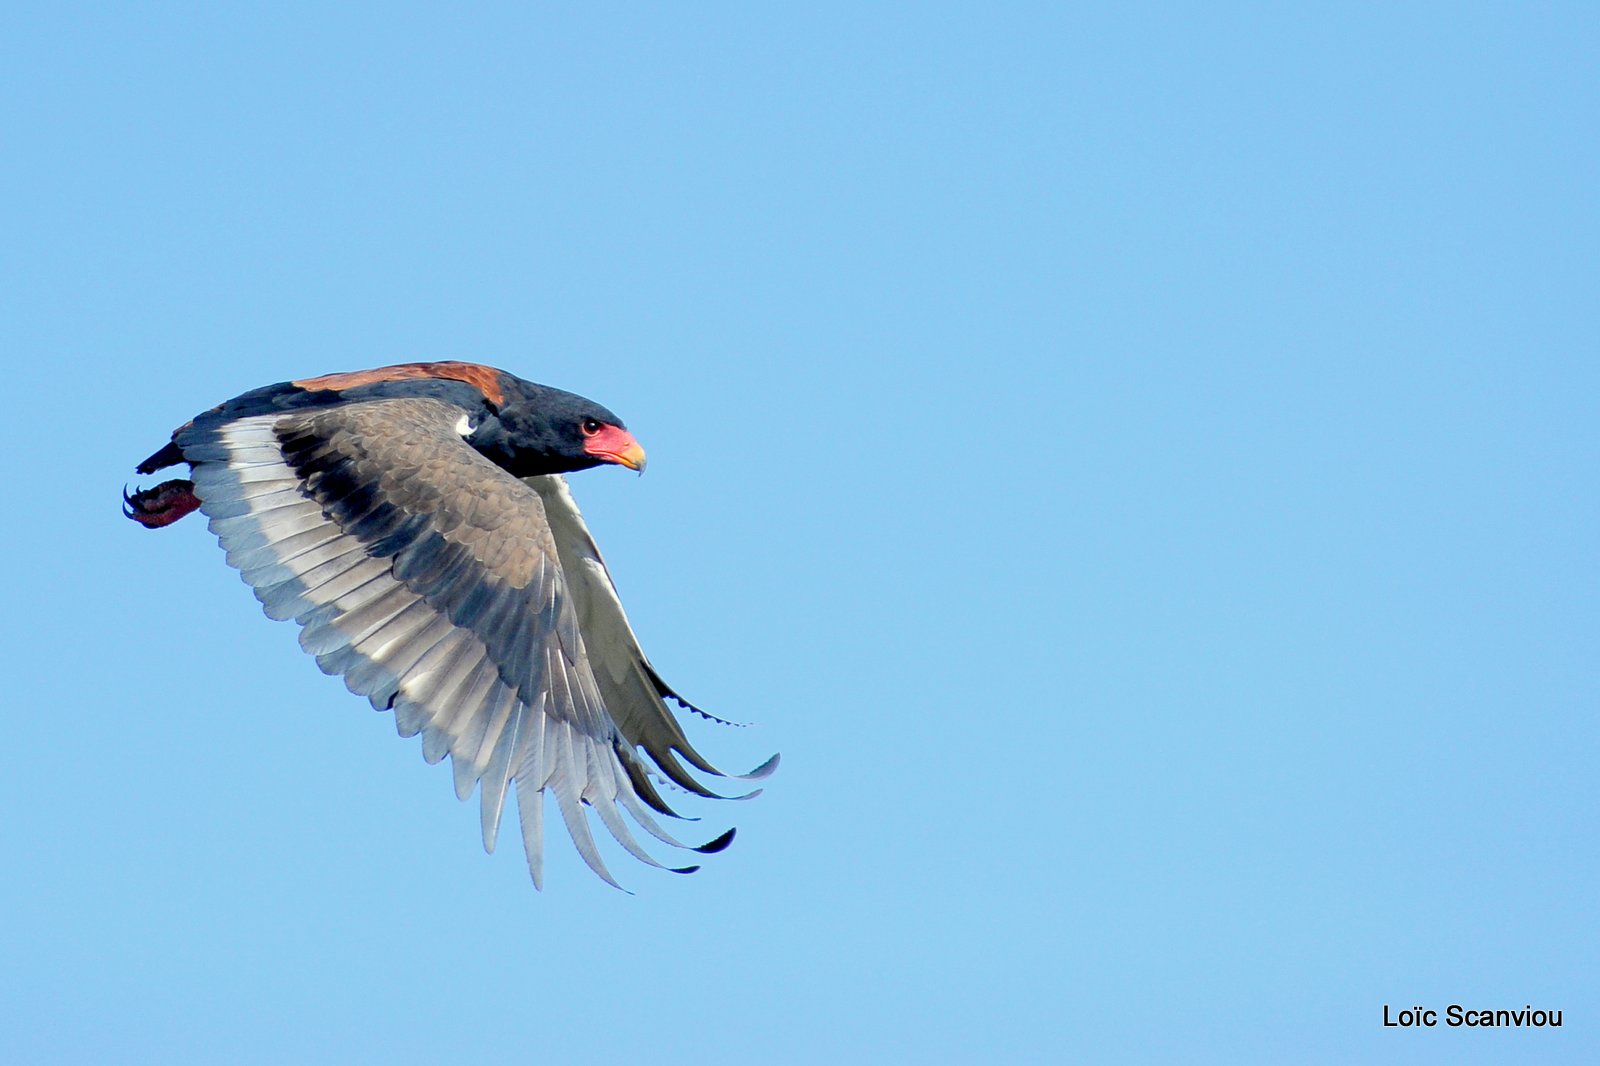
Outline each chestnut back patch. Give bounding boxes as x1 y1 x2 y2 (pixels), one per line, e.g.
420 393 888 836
294 361 507 406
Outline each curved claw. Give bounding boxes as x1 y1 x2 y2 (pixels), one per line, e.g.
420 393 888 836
123 479 202 529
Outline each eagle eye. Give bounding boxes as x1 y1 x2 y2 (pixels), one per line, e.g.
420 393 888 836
580 418 602 436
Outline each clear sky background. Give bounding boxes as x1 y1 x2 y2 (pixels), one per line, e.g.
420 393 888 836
1 4 1594 1064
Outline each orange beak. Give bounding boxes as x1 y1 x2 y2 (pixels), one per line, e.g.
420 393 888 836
583 425 648 472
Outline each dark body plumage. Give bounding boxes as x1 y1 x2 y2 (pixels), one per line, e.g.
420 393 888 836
127 362 775 888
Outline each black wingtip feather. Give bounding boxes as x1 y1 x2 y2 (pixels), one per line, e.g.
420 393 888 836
669 865 702 875
694 828 736 854
740 753 781 780
644 663 752 727
674 696 752 728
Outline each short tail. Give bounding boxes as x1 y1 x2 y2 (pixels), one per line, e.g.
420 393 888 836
137 440 185 475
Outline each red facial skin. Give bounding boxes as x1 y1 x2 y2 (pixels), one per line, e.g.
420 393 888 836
582 424 648 472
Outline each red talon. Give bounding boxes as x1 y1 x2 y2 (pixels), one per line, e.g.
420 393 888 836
124 480 201 528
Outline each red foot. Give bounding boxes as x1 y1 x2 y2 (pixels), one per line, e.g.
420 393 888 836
124 480 201 528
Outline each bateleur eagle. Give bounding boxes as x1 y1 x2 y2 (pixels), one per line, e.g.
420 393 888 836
125 361 776 889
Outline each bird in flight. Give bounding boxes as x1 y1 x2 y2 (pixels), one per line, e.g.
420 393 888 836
125 361 776 889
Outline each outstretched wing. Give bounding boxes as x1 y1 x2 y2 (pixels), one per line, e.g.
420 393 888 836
526 473 778 782
178 396 764 888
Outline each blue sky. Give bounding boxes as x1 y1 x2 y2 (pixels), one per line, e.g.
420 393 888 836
1 4 1595 1063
